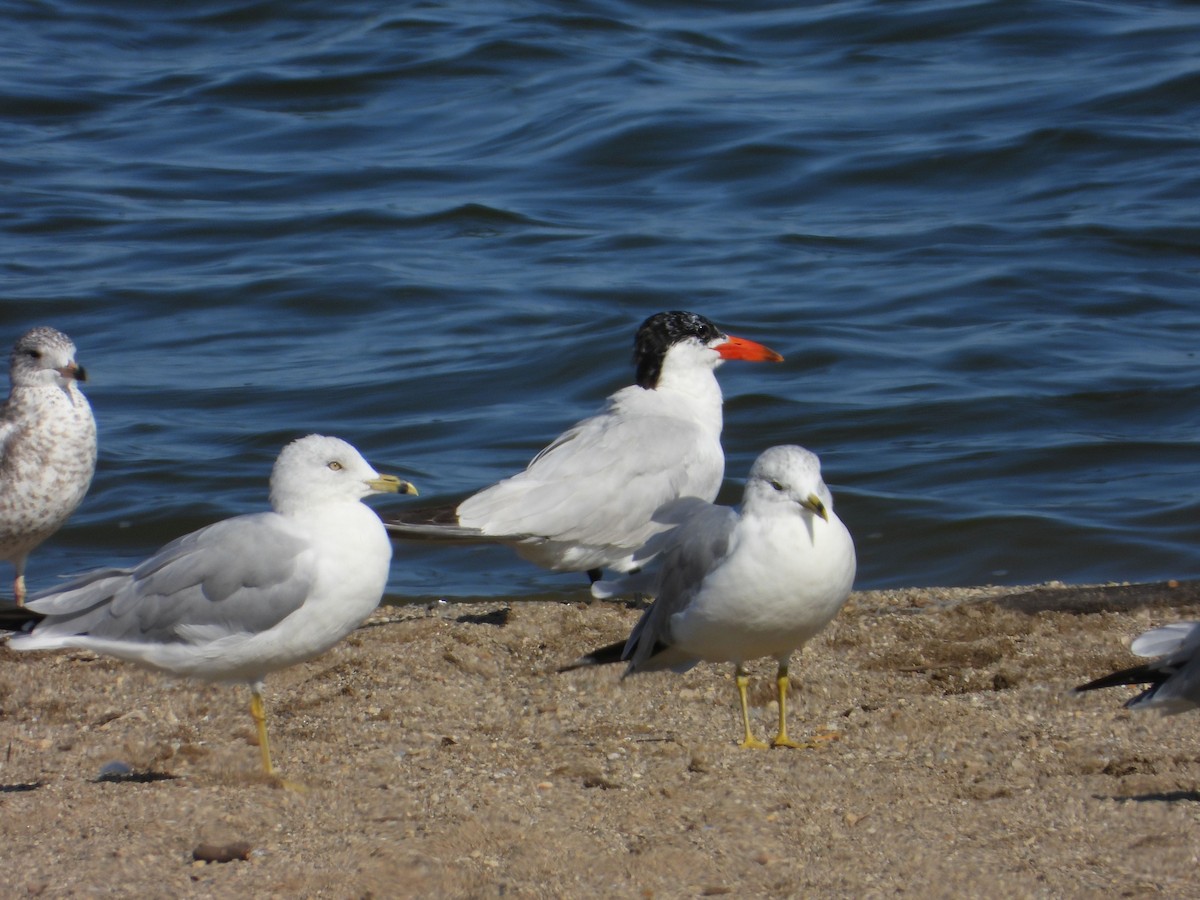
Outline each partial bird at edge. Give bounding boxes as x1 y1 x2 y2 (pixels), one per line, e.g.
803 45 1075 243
1075 621 1200 715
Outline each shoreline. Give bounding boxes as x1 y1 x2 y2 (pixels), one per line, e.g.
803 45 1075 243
3 579 1200 896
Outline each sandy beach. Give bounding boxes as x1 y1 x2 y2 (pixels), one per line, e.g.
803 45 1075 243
3 580 1200 897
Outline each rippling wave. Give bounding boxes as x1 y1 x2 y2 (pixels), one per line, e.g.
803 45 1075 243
3 0 1199 600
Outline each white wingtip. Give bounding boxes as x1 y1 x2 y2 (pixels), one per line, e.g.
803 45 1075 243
1131 622 1200 658
590 580 620 600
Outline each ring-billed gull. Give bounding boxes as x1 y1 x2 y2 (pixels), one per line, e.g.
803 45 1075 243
0 327 97 606
1076 622 1200 714
561 445 856 749
7 434 417 776
385 311 782 583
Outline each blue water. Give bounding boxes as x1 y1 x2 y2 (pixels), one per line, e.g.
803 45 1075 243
3 0 1199 602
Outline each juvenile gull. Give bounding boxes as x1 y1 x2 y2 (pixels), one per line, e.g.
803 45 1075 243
384 311 782 583
8 434 417 777
0 327 97 606
1076 622 1200 714
562 445 856 748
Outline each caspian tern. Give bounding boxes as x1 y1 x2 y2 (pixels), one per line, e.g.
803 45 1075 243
1076 622 1200 715
0 327 96 606
7 435 418 777
561 445 856 749
383 311 783 583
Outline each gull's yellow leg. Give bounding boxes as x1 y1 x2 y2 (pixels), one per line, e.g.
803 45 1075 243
249 687 275 775
14 573 25 607
736 666 768 749
772 663 803 749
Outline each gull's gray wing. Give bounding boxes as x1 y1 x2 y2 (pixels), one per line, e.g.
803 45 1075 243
622 501 739 673
26 512 315 645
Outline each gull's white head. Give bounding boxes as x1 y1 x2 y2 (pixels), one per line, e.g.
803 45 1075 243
743 444 834 521
9 326 86 391
269 434 417 515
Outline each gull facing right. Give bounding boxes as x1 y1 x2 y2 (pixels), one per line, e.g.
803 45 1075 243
384 311 782 584
562 445 856 749
0 327 97 606
7 434 417 777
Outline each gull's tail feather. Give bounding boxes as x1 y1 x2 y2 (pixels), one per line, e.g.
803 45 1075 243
1075 663 1167 695
558 638 683 675
557 639 627 672
0 605 42 636
1075 662 1178 710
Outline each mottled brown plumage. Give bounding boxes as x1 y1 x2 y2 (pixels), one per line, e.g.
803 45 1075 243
0 327 97 605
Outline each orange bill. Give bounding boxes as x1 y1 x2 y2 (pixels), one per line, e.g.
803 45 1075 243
716 335 784 363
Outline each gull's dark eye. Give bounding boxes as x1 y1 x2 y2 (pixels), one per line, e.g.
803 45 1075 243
328 460 343 471
769 480 785 492
26 349 41 359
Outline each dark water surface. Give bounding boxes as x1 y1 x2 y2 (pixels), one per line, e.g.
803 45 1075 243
4 0 1200 602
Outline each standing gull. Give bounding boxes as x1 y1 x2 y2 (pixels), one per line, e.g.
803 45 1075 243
7 434 417 777
0 327 97 606
384 311 782 583
561 445 856 748
1076 622 1200 714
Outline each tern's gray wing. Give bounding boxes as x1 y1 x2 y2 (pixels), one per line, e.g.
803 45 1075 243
383 502 536 542
457 404 721 551
25 512 315 646
622 502 739 672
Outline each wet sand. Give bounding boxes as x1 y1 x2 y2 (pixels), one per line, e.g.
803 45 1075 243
3 580 1200 897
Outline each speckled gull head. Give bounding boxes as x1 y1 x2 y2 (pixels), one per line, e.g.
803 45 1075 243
9 326 87 390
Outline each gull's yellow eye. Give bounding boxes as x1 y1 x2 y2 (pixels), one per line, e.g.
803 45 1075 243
328 461 343 471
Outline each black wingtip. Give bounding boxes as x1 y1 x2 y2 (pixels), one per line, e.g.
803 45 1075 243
557 639 628 673
1074 662 1166 695
381 503 463 529
0 605 43 634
